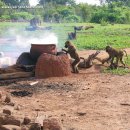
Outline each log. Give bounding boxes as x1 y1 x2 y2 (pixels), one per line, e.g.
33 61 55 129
0 72 34 80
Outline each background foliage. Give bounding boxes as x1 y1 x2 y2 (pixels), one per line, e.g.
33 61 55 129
0 0 130 24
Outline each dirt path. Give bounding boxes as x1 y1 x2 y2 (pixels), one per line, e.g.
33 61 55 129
0 50 130 130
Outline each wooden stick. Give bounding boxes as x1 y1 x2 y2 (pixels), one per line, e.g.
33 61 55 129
0 72 34 80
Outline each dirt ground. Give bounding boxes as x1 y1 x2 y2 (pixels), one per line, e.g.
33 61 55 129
0 50 130 130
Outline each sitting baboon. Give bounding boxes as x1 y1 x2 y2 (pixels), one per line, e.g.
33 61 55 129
102 46 127 69
79 51 100 68
30 17 41 27
62 41 80 73
68 29 76 40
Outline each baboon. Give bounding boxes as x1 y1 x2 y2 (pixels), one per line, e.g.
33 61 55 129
102 46 127 69
62 41 80 73
30 17 41 27
74 26 83 31
83 25 94 30
79 51 100 68
68 30 76 40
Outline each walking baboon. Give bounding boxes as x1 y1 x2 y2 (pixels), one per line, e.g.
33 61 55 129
62 41 80 73
102 46 127 68
79 51 100 68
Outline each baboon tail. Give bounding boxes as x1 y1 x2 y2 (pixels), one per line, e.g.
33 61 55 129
123 50 128 59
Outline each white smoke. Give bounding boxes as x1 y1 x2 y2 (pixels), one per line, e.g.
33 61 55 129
15 33 58 48
0 28 58 68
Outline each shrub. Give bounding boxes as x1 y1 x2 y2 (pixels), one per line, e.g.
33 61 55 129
100 19 108 26
11 12 33 20
0 15 11 20
65 15 80 22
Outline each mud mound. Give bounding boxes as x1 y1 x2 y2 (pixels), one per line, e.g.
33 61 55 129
35 53 71 78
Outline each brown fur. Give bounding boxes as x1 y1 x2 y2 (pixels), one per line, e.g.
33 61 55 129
62 41 80 73
102 46 127 68
79 51 100 68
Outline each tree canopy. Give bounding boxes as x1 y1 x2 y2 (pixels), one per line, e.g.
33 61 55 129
39 0 76 5
2 0 29 6
0 0 130 24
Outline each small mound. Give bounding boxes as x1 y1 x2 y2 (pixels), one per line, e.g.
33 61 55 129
16 52 36 65
35 53 71 78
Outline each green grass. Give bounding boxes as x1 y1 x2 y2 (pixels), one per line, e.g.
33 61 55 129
102 55 130 75
0 22 130 50
103 68 130 75
74 24 130 50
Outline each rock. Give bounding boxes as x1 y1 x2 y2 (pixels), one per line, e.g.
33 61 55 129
4 95 11 103
0 114 5 125
21 126 28 130
43 118 62 130
16 52 36 66
29 123 41 130
3 109 11 115
35 53 71 78
14 105 21 111
77 112 86 116
23 117 31 125
0 115 21 126
0 91 2 99
7 102 15 106
0 125 21 130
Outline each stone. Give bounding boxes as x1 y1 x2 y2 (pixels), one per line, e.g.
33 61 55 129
4 95 11 103
7 102 15 106
21 126 28 130
14 105 21 111
43 118 62 130
23 117 31 125
29 123 41 130
0 91 2 99
0 125 21 130
0 115 21 126
3 109 11 115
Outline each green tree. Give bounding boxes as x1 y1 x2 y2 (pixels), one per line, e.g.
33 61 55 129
100 0 130 6
2 0 20 5
2 0 29 6
20 0 30 6
39 0 75 5
76 3 92 22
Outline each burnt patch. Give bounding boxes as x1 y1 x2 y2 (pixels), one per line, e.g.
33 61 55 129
11 90 33 97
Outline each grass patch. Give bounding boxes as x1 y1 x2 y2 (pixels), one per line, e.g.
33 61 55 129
0 22 130 50
74 24 130 50
103 68 130 75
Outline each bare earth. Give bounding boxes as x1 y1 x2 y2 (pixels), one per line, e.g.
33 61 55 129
0 50 130 130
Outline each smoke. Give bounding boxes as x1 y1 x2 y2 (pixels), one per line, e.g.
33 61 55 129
15 32 58 48
0 28 58 68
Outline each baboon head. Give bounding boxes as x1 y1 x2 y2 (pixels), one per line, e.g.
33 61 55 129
105 45 111 52
65 41 71 48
